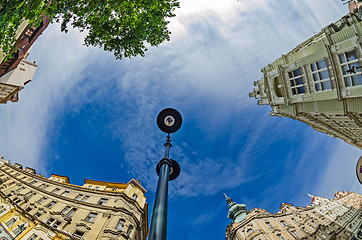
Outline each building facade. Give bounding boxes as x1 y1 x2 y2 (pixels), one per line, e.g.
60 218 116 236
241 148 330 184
249 8 362 149
225 192 362 240
0 157 148 240
0 16 49 104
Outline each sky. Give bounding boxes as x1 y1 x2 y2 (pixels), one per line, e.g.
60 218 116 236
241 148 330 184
0 0 361 239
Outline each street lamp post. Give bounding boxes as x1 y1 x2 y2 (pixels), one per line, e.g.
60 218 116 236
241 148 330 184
148 108 182 240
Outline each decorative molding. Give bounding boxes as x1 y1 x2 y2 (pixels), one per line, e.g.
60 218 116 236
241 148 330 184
76 222 91 230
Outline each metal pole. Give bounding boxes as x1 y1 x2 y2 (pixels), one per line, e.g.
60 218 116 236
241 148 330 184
149 134 172 240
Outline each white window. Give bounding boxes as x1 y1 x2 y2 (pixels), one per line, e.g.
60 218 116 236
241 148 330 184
75 194 84 200
80 196 89 202
6 218 16 227
291 230 299 237
247 228 254 235
61 190 70 196
27 233 38 240
61 206 71 215
37 197 47 204
38 184 48 189
280 220 287 226
51 188 60 194
116 219 125 231
97 198 108 206
13 226 23 235
311 60 332 91
127 225 133 236
132 194 138 201
0 206 6 215
66 208 77 217
288 68 305 95
84 212 97 223
339 49 362 87
276 233 285 240
46 201 56 209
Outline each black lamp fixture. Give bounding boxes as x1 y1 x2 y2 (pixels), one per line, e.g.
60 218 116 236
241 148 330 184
148 108 182 240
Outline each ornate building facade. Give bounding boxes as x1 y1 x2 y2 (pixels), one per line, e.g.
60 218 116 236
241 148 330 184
0 157 148 240
249 8 362 149
0 16 49 104
225 192 362 240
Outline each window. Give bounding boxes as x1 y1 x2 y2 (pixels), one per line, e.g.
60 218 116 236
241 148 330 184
25 207 32 212
27 234 38 240
75 194 84 200
66 208 77 217
112 188 117 191
61 190 70 196
97 198 108 206
288 68 305 95
276 233 285 240
46 218 55 225
247 228 254 235
132 194 138 201
265 221 274 229
116 219 125 231
37 197 47 204
80 196 89 202
13 226 23 235
0 206 6 214
61 206 71 215
127 225 133 236
339 50 362 86
94 186 100 190
34 212 41 218
73 230 84 238
51 188 60 194
16 187 25 192
311 60 332 91
280 220 287 226
38 184 48 189
46 201 56 209
291 230 299 237
25 192 35 199
6 218 16 227
53 220 62 228
84 212 97 223
29 180 37 185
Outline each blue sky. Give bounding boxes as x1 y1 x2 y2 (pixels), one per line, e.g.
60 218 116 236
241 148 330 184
0 0 361 239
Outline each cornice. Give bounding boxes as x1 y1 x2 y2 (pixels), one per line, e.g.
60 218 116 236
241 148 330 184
0 163 145 227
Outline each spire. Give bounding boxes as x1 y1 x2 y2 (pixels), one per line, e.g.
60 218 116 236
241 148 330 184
224 193 247 223
224 193 236 207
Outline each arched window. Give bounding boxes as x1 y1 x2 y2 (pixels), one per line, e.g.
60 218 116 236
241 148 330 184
127 225 133 236
116 219 125 231
247 228 254 235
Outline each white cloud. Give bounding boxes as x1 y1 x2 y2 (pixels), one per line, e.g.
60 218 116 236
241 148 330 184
0 23 97 173
0 0 357 201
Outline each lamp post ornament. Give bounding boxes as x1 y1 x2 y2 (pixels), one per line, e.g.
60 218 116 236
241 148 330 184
148 108 182 240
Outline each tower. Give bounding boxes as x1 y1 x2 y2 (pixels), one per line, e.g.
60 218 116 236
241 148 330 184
224 193 247 223
249 9 362 149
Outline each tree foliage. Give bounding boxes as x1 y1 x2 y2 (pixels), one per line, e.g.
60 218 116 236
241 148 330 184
0 0 180 60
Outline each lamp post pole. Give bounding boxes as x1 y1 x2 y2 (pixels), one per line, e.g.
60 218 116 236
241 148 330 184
149 109 182 240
